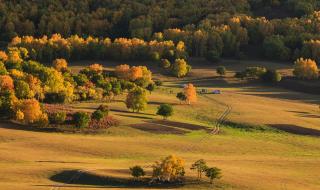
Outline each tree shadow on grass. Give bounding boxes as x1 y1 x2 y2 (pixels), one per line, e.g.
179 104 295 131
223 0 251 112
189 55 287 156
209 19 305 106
115 114 154 120
0 121 59 133
287 110 320 119
49 170 185 189
111 109 155 116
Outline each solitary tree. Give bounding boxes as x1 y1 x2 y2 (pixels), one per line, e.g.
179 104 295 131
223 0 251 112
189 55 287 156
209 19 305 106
190 159 208 181
157 104 174 119
184 83 197 105
125 87 148 112
129 165 145 181
205 167 222 184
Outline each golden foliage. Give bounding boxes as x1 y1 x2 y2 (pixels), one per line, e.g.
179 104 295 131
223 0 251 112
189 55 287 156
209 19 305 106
53 58 68 72
0 51 8 62
184 83 197 104
0 75 14 92
115 64 130 80
15 99 45 124
152 155 185 182
293 58 319 80
89 63 103 73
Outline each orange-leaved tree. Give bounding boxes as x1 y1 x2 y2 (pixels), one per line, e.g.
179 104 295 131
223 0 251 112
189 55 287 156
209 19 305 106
0 75 14 92
129 66 143 81
184 83 197 104
15 99 47 124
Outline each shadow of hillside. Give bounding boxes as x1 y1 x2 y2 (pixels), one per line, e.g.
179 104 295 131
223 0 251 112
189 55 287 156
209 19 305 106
269 124 320 137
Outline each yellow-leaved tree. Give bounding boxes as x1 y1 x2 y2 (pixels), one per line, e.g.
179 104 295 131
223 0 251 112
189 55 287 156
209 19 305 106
152 155 185 182
293 58 319 80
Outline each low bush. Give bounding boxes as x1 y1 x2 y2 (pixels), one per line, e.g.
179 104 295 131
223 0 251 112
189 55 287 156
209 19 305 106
73 112 90 128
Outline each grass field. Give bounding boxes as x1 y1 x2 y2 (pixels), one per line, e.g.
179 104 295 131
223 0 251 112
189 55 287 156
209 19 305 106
0 58 319 190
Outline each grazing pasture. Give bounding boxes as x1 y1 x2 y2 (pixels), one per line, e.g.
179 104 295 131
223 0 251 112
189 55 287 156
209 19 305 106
0 59 319 190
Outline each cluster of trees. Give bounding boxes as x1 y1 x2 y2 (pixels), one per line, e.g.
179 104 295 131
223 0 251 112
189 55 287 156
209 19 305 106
235 66 282 83
2 0 320 64
0 0 251 41
9 34 187 63
0 46 157 127
160 58 191 78
129 156 221 185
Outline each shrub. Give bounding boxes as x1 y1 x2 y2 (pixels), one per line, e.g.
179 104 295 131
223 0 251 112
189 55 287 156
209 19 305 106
88 116 119 129
245 66 267 78
73 112 90 128
216 66 226 76
91 110 105 121
97 104 109 114
49 112 67 124
261 70 282 83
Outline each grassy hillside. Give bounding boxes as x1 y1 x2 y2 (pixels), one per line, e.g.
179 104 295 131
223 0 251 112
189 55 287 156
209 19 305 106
0 59 319 190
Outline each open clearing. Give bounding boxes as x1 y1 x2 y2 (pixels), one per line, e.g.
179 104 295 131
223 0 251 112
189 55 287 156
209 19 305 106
0 59 319 190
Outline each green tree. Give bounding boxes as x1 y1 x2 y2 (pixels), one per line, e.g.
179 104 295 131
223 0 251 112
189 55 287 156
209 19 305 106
205 167 222 184
157 104 174 119
171 59 189 78
125 87 148 112
191 159 208 181
176 92 187 104
129 166 145 180
15 80 33 99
